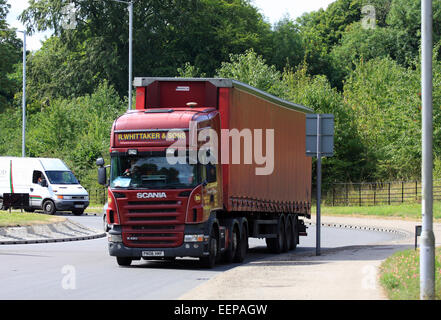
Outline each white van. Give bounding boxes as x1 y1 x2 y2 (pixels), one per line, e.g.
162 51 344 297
0 157 89 215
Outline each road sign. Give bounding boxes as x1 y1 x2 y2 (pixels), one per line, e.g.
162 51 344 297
306 114 334 157
305 113 335 256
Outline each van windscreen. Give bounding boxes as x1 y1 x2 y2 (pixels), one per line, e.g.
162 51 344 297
45 171 79 185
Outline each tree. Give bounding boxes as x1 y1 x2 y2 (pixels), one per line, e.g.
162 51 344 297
266 17 304 71
20 0 272 104
0 0 22 112
215 49 283 97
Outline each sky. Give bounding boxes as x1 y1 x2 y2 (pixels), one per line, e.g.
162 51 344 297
6 0 336 51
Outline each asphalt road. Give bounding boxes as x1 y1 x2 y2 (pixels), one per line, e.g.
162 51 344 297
0 214 402 300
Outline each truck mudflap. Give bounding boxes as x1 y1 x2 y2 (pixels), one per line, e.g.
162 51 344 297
108 224 214 259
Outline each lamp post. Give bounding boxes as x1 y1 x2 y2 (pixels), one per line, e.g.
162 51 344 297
110 0 133 111
0 28 26 157
420 0 436 300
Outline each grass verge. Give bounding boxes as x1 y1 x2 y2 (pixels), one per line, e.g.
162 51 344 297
314 202 441 220
379 247 441 300
0 211 66 227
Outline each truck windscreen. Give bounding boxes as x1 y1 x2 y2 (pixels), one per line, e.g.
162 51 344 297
110 152 200 189
45 171 79 185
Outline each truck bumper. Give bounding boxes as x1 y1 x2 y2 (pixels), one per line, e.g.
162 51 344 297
107 224 210 259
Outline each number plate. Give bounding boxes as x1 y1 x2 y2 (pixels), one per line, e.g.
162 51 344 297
74 204 84 208
142 251 164 257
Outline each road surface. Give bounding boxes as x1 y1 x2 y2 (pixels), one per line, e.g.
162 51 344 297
0 213 402 299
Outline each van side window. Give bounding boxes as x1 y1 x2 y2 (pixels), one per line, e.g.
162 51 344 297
32 171 43 184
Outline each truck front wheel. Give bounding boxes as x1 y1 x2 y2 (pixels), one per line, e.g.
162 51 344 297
200 229 218 269
116 257 132 267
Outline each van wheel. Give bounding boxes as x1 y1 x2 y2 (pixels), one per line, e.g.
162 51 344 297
43 200 56 215
0 198 3 210
72 209 84 216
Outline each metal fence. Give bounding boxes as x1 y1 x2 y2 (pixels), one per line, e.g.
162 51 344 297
88 188 107 205
326 180 441 206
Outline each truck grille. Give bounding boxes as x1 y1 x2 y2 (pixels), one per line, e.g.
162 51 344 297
120 196 186 248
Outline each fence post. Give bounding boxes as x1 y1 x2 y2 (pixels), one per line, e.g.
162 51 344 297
388 183 391 205
346 184 349 206
359 183 362 206
373 183 376 206
332 186 335 207
416 180 418 201
402 181 404 203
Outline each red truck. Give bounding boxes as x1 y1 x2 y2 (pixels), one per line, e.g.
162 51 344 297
97 77 312 268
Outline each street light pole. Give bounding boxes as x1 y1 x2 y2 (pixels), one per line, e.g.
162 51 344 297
21 30 26 157
128 1 133 111
1 28 26 157
111 0 133 111
421 0 436 300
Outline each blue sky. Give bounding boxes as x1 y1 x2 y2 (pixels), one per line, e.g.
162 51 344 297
6 0 335 51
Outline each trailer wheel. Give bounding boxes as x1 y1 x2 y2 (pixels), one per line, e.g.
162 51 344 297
116 257 132 267
233 224 248 263
200 228 218 269
43 200 56 215
223 226 239 263
266 217 286 254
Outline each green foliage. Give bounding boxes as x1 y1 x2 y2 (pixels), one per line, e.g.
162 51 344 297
216 49 283 97
281 64 371 186
343 57 422 180
0 82 125 193
3 0 441 192
20 0 272 100
380 248 441 300
266 17 304 70
0 0 22 112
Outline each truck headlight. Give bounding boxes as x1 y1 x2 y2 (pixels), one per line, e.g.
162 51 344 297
108 234 122 242
184 234 204 242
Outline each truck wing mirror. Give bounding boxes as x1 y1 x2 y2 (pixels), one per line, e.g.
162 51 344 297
96 157 105 167
98 167 107 186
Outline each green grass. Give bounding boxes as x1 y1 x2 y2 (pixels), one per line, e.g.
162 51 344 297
0 211 66 227
314 202 441 221
379 247 441 300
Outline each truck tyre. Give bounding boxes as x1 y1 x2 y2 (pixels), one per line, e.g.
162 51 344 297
72 209 84 216
42 200 56 215
233 224 247 263
200 229 218 269
285 216 293 252
266 217 285 254
116 257 132 267
223 226 239 263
